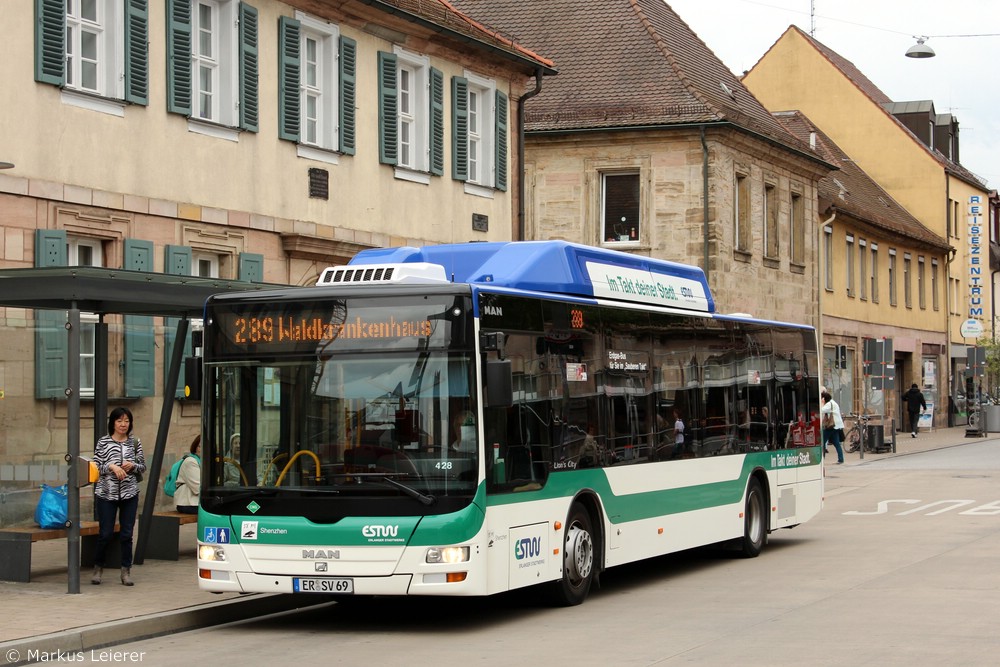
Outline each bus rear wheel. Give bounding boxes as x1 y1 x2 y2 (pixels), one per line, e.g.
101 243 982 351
546 502 595 606
739 477 767 558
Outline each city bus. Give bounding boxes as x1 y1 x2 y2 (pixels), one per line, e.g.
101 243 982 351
196 241 822 605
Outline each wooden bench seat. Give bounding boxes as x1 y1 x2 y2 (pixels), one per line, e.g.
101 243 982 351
144 511 199 561
1 510 200 581
0 521 119 583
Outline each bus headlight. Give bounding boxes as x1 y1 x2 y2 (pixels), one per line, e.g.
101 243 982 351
425 546 470 564
199 544 227 562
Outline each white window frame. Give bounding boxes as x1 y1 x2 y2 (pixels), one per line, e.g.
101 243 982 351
846 234 855 297
734 171 750 253
858 239 867 300
904 253 913 309
393 47 429 174
870 243 879 303
191 0 238 127
601 171 642 246
192 252 220 278
65 0 124 100
464 71 496 188
889 249 897 306
297 13 340 153
68 237 103 398
932 259 939 311
918 256 926 309
790 191 805 265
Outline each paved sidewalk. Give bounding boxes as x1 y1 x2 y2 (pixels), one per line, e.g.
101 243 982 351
0 523 334 666
0 424 988 665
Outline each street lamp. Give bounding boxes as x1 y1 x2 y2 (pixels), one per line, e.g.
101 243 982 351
905 36 935 58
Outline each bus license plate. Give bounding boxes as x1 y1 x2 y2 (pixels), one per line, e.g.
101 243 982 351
293 577 354 594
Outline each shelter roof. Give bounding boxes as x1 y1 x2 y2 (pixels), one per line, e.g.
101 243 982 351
0 267 279 317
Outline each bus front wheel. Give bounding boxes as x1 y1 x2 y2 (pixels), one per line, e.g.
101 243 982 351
546 502 595 606
739 477 767 558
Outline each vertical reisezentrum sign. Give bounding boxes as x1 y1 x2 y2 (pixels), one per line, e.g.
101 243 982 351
967 195 985 338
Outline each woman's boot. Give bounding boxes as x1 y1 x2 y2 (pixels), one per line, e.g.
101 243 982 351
91 565 103 585
120 567 134 586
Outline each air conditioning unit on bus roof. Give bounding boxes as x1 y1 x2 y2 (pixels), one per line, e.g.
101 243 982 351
315 262 449 286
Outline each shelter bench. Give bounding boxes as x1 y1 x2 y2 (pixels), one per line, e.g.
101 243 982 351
0 521 119 583
144 511 199 561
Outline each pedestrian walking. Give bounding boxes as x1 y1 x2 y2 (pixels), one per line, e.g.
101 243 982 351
821 391 845 464
903 383 926 437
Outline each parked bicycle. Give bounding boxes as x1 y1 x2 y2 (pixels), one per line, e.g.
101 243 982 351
843 413 870 453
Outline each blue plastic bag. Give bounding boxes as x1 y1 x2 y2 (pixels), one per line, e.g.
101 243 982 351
34 483 68 529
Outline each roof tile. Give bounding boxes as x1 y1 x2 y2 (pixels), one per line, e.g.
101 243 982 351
450 0 809 152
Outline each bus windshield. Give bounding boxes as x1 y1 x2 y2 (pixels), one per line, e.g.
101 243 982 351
202 293 478 516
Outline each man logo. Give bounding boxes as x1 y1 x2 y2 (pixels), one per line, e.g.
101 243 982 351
302 549 340 559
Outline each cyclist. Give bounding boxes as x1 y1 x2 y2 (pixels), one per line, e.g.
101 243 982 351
820 390 845 464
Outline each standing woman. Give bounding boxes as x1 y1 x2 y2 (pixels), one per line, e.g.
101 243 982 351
92 407 146 586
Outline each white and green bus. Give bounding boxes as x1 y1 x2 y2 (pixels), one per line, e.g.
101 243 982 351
196 241 823 605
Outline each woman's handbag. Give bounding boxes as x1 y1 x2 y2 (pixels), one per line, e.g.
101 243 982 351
822 413 835 429
34 483 68 529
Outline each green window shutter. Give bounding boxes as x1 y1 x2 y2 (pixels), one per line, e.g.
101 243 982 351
277 16 301 142
239 252 264 282
377 51 398 165
123 239 154 397
34 0 65 86
124 0 149 105
34 230 68 399
124 316 155 397
123 238 153 272
164 246 193 398
239 2 259 132
339 36 357 155
451 76 469 181
429 67 444 177
164 244 192 276
494 90 509 192
35 229 67 267
166 0 192 115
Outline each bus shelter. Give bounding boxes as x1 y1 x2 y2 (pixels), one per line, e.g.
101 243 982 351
0 266 279 593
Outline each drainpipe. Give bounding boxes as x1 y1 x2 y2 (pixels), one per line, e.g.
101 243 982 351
701 126 710 281
819 210 836 400
517 69 544 241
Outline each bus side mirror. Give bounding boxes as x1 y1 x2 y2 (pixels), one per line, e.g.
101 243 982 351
480 332 507 360
486 360 513 408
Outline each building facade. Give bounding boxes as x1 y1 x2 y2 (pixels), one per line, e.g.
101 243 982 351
745 25 991 428
0 0 552 524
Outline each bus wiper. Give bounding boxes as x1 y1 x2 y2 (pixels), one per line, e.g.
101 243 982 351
379 476 436 506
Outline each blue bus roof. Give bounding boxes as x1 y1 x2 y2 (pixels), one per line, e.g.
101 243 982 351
348 241 715 314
